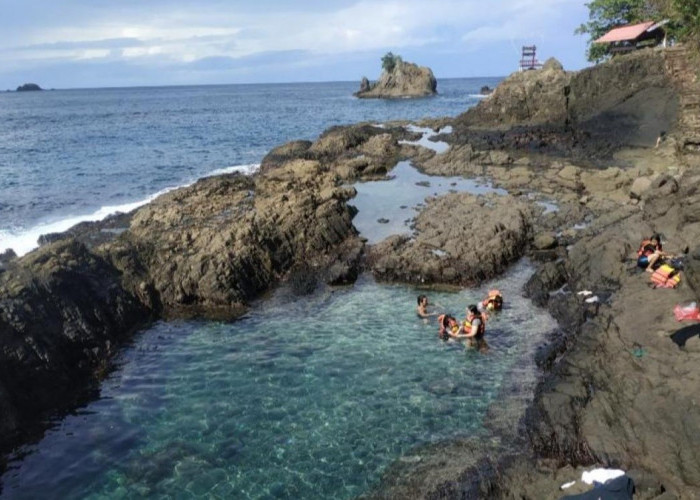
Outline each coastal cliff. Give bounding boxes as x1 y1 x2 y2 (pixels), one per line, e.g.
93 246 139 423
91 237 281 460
355 58 437 99
2 45 700 498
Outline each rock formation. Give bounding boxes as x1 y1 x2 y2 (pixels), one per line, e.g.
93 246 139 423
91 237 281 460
355 59 437 99
15 83 42 92
3 43 700 499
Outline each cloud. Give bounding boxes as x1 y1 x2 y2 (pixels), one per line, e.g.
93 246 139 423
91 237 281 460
0 0 590 87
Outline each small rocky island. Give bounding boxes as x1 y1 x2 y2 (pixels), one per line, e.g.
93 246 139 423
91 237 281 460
355 52 437 99
16 83 43 92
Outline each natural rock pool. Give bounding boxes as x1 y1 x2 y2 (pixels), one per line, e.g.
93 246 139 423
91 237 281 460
2 262 555 499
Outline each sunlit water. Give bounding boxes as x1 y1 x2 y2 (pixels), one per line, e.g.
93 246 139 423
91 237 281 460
2 262 555 500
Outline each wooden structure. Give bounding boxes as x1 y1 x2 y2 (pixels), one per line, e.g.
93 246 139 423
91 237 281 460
519 46 542 71
595 20 669 55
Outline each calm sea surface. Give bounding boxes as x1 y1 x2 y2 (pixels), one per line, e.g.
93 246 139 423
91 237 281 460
0 78 499 255
0 78 561 500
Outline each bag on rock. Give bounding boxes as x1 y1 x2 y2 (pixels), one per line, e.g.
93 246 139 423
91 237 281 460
674 302 700 321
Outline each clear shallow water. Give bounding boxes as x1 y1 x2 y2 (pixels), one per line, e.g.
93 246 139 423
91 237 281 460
351 161 507 244
0 78 501 255
2 262 555 500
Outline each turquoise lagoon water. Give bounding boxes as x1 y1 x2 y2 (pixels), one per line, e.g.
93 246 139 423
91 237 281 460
2 263 555 499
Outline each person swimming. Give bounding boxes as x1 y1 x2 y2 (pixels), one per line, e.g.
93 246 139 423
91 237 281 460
417 294 442 318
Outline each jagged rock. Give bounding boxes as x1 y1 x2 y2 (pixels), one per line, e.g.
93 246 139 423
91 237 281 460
369 193 532 286
480 85 493 95
358 76 371 93
355 59 437 99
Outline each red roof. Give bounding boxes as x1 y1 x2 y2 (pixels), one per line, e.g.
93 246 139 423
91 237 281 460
595 21 656 43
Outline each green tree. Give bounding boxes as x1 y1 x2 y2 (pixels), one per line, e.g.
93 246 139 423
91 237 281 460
671 0 700 45
381 52 402 73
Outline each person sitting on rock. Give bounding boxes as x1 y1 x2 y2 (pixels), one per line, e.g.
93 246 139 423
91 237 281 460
637 234 666 272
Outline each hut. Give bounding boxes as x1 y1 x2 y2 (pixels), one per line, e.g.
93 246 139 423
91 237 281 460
594 20 669 55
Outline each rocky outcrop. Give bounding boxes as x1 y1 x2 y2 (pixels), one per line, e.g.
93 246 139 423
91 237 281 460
0 122 407 458
15 83 42 92
355 60 437 99
0 240 152 451
369 192 532 286
452 50 679 161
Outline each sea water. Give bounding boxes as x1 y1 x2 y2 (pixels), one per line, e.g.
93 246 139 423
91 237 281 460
1 262 555 500
0 78 500 255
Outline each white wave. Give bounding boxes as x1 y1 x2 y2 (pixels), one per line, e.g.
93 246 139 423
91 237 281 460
468 94 489 99
0 163 261 257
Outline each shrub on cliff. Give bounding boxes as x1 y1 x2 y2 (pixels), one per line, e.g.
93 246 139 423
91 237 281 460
381 52 403 73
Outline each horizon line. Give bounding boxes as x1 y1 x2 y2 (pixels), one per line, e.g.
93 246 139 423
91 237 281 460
3 75 506 93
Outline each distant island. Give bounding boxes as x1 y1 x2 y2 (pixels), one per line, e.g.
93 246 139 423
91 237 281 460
354 52 437 99
16 83 43 92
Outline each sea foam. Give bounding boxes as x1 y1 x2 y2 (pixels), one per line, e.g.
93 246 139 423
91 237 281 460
0 164 259 257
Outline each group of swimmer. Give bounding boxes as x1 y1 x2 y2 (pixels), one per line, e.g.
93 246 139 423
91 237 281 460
416 290 504 352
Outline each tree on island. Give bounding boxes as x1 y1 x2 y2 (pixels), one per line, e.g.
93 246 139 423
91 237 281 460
381 52 403 73
576 0 700 62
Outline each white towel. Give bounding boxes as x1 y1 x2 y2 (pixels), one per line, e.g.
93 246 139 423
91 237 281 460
581 468 625 485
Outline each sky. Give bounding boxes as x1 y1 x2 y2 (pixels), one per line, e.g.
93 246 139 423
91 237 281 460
0 0 591 89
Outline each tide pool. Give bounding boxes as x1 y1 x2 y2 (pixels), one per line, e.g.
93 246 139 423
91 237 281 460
2 262 555 499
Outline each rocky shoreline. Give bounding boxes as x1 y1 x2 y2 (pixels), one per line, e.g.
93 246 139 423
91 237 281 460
2 46 700 497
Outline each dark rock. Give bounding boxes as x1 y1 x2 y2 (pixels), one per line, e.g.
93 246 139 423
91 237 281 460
480 85 493 95
377 218 390 224
16 83 42 91
0 239 153 454
358 76 371 93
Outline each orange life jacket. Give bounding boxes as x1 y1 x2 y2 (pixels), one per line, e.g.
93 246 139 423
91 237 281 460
463 312 486 337
650 264 681 289
482 290 503 310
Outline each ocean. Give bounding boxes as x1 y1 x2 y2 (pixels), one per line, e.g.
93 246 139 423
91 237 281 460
0 78 562 499
0 78 499 256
